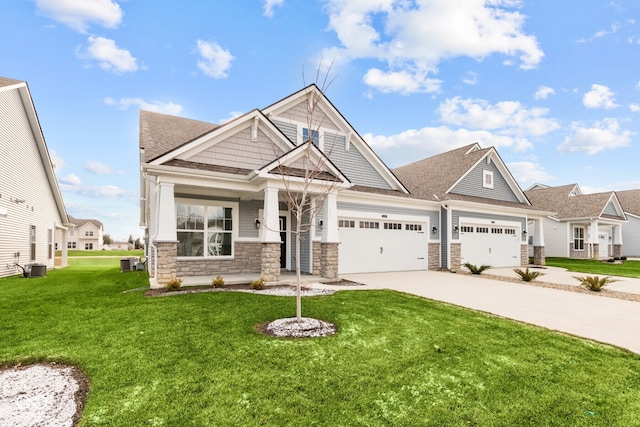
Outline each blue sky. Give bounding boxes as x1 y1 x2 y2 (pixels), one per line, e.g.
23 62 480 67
2 0 640 240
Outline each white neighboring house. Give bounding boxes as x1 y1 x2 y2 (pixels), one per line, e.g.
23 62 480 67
65 215 104 250
0 77 70 278
616 189 640 257
105 241 133 251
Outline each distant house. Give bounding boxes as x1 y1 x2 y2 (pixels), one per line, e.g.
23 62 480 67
105 241 133 251
65 215 104 250
0 76 70 278
525 184 627 259
139 85 551 288
616 189 640 257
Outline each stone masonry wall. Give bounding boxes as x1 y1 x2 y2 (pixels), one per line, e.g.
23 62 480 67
520 244 528 267
428 243 440 270
533 246 545 266
614 244 622 258
156 241 177 285
450 243 461 271
176 242 262 277
312 241 321 276
261 242 281 282
321 243 339 279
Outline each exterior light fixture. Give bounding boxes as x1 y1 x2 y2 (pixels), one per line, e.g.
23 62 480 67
432 226 438 234
454 225 459 232
255 219 261 229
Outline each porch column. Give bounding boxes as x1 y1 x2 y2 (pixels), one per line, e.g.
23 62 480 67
154 181 177 286
589 221 599 259
532 218 545 266
61 226 68 268
261 187 281 281
613 225 623 257
321 193 339 279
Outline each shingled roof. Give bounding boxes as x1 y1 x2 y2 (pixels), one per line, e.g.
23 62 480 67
0 77 23 88
68 215 103 229
393 143 490 201
140 110 219 162
616 189 640 216
525 185 624 220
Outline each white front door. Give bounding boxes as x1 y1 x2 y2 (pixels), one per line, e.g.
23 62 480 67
598 233 609 258
338 219 428 274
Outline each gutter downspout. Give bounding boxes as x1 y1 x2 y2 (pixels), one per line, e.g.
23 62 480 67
141 172 159 284
442 203 450 270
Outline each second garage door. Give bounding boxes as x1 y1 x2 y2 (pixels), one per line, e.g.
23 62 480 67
338 219 428 274
460 224 521 267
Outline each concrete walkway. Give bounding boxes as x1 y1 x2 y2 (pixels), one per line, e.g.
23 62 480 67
310 269 640 354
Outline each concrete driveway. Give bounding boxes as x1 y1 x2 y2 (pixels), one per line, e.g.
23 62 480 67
315 270 640 354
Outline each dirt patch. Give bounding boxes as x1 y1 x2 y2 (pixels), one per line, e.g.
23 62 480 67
0 362 89 427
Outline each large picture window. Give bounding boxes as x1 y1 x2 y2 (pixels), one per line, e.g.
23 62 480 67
177 202 234 257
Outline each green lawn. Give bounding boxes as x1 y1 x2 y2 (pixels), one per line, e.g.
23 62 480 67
1 261 640 426
546 257 640 278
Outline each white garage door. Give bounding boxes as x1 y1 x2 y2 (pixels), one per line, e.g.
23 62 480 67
338 219 428 274
460 225 520 267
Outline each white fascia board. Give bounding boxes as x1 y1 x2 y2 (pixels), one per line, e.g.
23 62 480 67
260 143 349 184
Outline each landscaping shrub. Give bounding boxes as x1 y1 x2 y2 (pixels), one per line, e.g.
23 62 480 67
251 277 266 290
211 275 225 288
164 276 182 291
464 263 491 275
573 275 618 292
513 268 540 282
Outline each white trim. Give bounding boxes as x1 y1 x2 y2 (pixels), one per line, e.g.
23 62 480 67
483 170 494 189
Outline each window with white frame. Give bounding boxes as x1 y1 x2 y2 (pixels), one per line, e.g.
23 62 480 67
483 170 494 189
85 243 93 250
85 230 94 237
48 229 53 259
68 242 76 249
573 226 585 250
177 202 234 257
302 128 319 146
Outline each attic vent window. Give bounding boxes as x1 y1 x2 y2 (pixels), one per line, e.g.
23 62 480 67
483 170 494 189
302 128 319 147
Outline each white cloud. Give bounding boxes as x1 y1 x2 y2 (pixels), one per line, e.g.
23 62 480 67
594 23 620 38
78 36 138 74
507 161 554 185
60 183 130 198
104 97 183 115
437 97 560 137
461 71 478 86
364 126 531 156
60 173 81 186
263 0 284 17
557 118 633 154
218 111 244 124
48 149 66 169
322 0 543 94
196 39 234 79
534 85 555 100
583 84 617 109
35 0 123 33
85 161 122 175
630 103 640 112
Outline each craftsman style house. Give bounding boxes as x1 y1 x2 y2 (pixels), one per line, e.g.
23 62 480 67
525 184 627 259
139 85 551 288
0 77 70 278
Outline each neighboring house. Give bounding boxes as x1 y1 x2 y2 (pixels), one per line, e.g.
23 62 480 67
139 85 550 288
393 144 552 269
105 241 133 251
0 76 70 278
65 215 104 250
616 189 640 257
525 184 627 259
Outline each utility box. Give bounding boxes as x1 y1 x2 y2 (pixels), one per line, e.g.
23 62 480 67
29 264 47 277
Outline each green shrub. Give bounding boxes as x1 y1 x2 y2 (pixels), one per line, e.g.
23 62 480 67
514 268 540 282
164 276 182 292
573 275 618 292
211 275 225 288
464 263 491 275
251 277 266 290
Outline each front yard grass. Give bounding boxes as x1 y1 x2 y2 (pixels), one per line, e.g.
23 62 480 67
546 257 640 278
1 261 640 426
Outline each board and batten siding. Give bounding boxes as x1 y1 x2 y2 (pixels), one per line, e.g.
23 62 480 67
0 88 63 278
451 160 520 203
451 210 527 243
325 132 392 190
186 126 284 170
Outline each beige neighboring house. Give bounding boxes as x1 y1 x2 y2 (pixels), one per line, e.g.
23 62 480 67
525 184 627 259
0 77 71 278
105 241 133 251
616 189 640 257
66 215 104 250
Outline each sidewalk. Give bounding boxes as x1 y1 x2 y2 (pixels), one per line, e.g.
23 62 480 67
310 270 640 354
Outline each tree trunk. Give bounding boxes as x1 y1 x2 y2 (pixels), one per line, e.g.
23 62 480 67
295 213 302 321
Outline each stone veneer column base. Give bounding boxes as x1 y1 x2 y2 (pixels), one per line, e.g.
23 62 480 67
520 244 529 267
428 243 440 270
155 241 177 287
450 243 461 271
261 242 281 282
321 243 339 279
614 244 622 258
533 246 545 266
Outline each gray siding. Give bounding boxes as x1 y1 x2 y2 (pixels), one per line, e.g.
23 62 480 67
187 126 283 170
452 210 527 243
440 207 448 267
272 120 297 144
325 132 392 190
622 216 640 256
276 101 339 133
451 159 520 203
603 201 617 216
239 200 261 238
0 88 63 277
291 211 312 273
